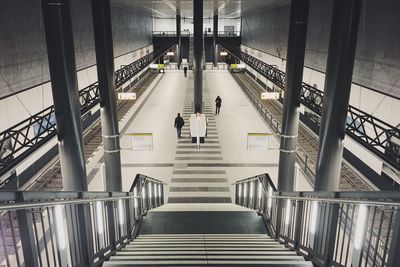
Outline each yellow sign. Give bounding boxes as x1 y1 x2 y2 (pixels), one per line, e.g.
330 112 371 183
126 133 152 136
248 133 274 136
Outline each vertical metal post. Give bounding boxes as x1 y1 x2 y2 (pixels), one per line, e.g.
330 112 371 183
213 14 218 67
91 0 122 192
277 0 309 192
176 14 181 69
193 0 203 113
314 0 362 191
293 196 304 250
16 192 39 267
42 0 88 191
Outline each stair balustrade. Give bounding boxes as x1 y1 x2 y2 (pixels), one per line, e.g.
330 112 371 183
0 174 165 267
234 174 400 267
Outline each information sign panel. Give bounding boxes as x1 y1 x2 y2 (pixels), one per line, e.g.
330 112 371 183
118 92 136 100
126 133 153 151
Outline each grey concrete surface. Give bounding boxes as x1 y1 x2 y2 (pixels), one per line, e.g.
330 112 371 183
241 0 400 98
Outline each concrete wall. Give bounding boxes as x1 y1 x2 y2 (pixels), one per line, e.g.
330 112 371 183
0 0 152 99
241 0 400 99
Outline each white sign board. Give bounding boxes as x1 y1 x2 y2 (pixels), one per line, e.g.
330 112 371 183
261 92 280 100
128 133 153 151
190 114 207 138
247 133 272 150
149 64 159 69
118 92 136 100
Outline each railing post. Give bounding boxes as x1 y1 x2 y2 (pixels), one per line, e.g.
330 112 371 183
294 195 304 251
315 197 339 266
125 193 133 239
107 192 117 251
77 193 93 265
387 208 400 266
275 195 284 239
16 192 39 267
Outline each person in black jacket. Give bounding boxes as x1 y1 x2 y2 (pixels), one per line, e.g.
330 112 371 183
215 96 222 115
183 66 188 78
174 113 185 138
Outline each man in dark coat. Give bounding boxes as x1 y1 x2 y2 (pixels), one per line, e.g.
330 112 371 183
215 96 222 115
174 113 185 138
183 66 188 78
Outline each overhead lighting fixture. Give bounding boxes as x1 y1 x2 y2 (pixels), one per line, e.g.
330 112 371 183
167 51 175 56
267 186 273 210
354 205 368 250
220 51 228 56
285 199 291 225
118 199 125 226
310 201 319 235
54 205 67 250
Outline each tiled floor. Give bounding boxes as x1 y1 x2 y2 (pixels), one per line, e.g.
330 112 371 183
86 69 313 195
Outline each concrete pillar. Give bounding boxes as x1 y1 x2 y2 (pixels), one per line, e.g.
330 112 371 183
42 0 87 191
314 0 362 191
277 0 310 191
193 0 203 113
42 1 92 265
176 14 181 69
213 14 218 67
91 0 122 192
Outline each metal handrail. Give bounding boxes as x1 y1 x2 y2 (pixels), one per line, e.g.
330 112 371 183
0 194 139 211
0 174 167 267
234 174 400 267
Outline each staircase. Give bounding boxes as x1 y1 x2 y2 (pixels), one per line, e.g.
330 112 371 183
104 234 312 266
103 204 312 266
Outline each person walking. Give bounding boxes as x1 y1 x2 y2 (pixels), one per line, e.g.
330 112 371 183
183 66 188 78
215 96 222 115
174 113 185 138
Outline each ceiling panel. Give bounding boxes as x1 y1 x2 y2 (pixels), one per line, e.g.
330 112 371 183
111 0 290 19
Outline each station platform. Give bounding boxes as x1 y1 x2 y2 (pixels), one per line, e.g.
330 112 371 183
86 69 313 202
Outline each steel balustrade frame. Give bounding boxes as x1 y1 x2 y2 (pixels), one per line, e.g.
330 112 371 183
234 174 400 267
0 46 173 180
221 44 400 173
0 174 166 267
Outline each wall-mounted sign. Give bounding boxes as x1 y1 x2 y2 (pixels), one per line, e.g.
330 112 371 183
247 133 274 150
118 92 136 100
230 63 245 69
261 92 280 100
150 64 165 70
126 133 153 151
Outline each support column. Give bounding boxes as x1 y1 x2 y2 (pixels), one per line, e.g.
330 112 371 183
42 0 87 191
42 1 92 266
277 0 310 191
193 0 203 113
213 14 218 67
176 14 181 69
91 0 122 192
314 0 362 191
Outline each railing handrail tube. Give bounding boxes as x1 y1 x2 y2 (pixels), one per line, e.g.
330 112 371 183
0 194 140 211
